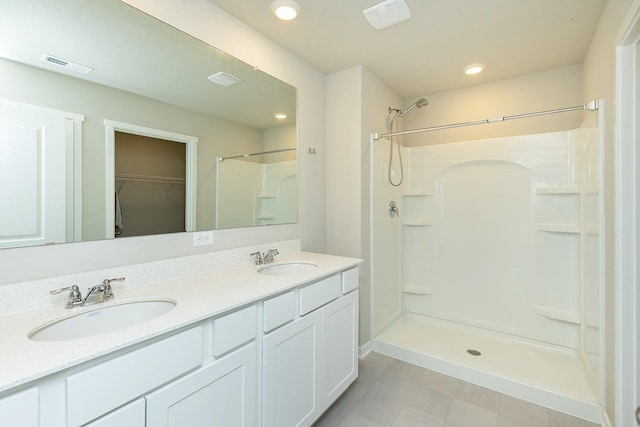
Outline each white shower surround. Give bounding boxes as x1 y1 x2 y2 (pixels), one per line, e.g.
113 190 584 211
370 124 603 422
216 159 297 229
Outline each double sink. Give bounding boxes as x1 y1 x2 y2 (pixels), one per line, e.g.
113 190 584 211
29 261 318 342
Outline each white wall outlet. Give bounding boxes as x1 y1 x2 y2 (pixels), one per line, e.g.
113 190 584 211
193 230 214 247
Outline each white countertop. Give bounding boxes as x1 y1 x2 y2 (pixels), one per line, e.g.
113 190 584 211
0 251 361 393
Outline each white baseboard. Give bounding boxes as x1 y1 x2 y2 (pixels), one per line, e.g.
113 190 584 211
359 341 373 359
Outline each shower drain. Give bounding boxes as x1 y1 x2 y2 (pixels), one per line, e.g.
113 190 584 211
466 349 482 356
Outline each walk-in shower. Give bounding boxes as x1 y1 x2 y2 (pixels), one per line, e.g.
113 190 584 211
369 102 605 424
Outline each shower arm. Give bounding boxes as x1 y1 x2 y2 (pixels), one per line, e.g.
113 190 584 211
373 101 599 140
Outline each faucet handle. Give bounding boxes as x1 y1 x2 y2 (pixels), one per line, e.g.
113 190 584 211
50 285 82 308
50 284 78 295
99 277 125 298
250 251 263 265
266 248 279 256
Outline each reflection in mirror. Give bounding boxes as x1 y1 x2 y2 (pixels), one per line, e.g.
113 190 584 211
115 132 188 238
216 145 298 229
0 0 297 250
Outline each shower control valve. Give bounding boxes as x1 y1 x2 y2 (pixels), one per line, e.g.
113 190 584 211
389 201 399 218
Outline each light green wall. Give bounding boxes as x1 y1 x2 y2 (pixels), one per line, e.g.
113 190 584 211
0 58 263 237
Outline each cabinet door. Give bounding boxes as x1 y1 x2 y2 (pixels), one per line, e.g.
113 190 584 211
84 399 145 427
0 387 38 427
262 310 322 427
146 343 257 427
321 290 359 410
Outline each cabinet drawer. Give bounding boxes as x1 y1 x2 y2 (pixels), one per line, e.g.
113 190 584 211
263 291 296 333
298 274 341 315
0 387 38 427
341 267 359 293
66 327 202 427
212 305 257 357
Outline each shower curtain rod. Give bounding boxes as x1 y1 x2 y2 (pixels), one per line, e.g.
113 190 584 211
373 100 599 140
217 147 296 162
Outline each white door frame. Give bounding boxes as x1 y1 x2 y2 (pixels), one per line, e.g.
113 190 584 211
104 120 198 239
615 1 640 425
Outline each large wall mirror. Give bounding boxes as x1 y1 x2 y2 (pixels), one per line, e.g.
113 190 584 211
0 0 297 250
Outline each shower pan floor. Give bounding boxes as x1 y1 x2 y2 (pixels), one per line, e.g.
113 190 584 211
372 313 601 423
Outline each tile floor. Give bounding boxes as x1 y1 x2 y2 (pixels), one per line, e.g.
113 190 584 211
314 352 599 427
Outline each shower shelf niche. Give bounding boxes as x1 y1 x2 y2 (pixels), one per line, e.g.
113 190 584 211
402 190 432 197
534 186 580 194
402 285 432 295
533 185 581 234
402 218 432 226
535 223 580 234
535 306 580 324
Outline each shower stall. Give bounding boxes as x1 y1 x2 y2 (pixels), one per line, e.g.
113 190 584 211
369 102 605 423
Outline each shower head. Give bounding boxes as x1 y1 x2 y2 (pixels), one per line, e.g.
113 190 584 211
397 98 429 118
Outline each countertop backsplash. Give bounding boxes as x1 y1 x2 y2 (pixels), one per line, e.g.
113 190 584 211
0 239 300 316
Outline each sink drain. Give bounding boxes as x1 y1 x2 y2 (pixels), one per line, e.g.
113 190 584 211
466 349 481 356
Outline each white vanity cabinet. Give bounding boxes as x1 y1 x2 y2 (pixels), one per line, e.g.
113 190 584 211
0 387 39 427
263 309 323 427
262 268 360 427
146 305 258 427
146 343 257 426
320 289 359 410
0 261 360 427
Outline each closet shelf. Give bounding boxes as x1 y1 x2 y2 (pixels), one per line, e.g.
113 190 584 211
535 306 580 325
535 224 580 234
258 193 276 198
534 186 579 195
115 173 185 184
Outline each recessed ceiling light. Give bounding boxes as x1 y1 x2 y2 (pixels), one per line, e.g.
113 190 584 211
274 113 288 119
464 63 485 75
271 0 300 20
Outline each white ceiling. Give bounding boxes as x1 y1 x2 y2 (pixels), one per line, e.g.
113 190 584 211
208 0 608 99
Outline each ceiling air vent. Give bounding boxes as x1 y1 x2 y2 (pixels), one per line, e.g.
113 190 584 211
41 54 94 74
207 71 242 87
363 0 412 30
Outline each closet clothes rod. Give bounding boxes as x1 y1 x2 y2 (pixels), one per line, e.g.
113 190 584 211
217 147 296 162
115 173 185 184
373 100 599 140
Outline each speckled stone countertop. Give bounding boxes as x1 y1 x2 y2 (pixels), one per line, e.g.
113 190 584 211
0 251 361 393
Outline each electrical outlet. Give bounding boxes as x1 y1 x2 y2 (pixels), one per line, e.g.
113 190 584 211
193 230 214 247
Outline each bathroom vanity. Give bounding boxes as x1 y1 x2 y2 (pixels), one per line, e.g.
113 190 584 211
0 251 360 427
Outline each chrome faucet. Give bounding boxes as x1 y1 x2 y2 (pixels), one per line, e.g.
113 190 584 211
263 249 279 264
50 277 125 308
50 285 83 309
250 251 264 265
250 249 279 266
82 277 125 305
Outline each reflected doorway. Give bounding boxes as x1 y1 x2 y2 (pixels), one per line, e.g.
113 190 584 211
115 133 186 237
104 120 198 239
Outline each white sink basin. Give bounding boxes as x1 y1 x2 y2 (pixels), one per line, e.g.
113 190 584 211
29 299 177 342
258 262 318 276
